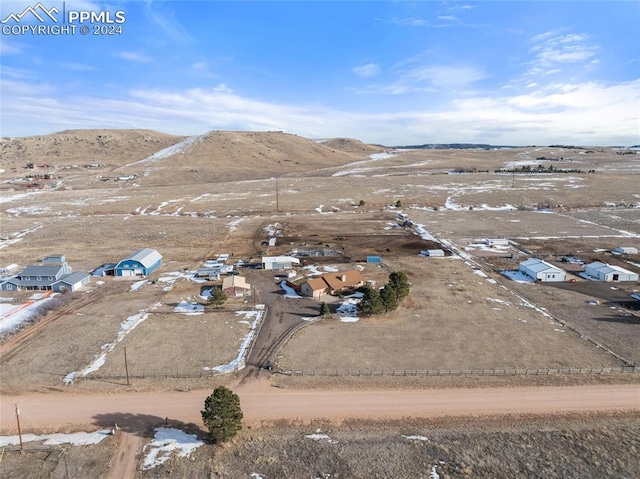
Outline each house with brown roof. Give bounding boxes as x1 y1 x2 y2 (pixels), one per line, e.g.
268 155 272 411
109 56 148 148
222 275 251 297
300 270 365 299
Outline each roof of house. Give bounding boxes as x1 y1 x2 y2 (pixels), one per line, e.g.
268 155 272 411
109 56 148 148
21 264 65 277
306 270 365 293
121 248 162 268
305 277 329 292
222 275 250 290
55 271 90 285
520 258 562 273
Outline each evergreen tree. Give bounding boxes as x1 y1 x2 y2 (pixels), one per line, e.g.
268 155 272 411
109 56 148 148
208 288 228 308
357 286 385 315
388 271 410 300
320 302 330 316
380 284 398 312
201 386 243 443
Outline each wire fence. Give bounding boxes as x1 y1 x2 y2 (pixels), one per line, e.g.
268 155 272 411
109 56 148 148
79 365 638 381
274 366 639 377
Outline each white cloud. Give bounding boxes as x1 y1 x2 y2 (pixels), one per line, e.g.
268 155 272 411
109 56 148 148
190 61 208 71
352 63 380 78
2 75 638 147
116 51 152 63
527 31 599 76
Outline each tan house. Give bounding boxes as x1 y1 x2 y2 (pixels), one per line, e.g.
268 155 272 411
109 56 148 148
222 275 251 297
301 270 365 299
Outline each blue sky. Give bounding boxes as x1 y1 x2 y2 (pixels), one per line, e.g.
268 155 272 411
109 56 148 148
1 1 638 145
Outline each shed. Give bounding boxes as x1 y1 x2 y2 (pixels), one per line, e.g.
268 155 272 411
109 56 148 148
115 248 162 277
584 262 638 282
519 258 566 282
613 246 638 255
421 249 445 257
262 256 300 270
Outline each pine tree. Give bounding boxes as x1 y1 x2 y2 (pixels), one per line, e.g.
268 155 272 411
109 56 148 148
388 271 410 300
320 302 330 316
357 286 385 315
201 386 243 443
208 288 228 308
380 284 398 312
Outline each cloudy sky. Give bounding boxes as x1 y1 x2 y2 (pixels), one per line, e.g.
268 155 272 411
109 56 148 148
1 0 638 145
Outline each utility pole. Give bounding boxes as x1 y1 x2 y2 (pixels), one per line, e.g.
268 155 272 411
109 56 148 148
275 177 279 212
15 403 23 451
124 347 130 386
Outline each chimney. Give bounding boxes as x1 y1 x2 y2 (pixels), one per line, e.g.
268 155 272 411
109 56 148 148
340 274 347 282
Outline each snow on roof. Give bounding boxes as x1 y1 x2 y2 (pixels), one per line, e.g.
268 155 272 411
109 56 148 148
123 248 162 268
520 258 562 273
587 262 635 275
262 256 301 264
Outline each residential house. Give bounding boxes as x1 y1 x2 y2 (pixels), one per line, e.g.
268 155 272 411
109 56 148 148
0 254 90 292
222 275 251 297
301 270 365 299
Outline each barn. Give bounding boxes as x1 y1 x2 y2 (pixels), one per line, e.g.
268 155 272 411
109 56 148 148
115 248 162 277
584 262 639 282
613 246 638 255
519 258 566 282
261 256 300 270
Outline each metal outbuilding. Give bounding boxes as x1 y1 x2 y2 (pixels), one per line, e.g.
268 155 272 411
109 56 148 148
115 248 163 277
613 247 638 255
584 262 639 282
519 258 566 282
261 256 300 270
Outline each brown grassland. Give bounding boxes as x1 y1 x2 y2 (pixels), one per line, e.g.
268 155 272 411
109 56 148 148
1 130 639 476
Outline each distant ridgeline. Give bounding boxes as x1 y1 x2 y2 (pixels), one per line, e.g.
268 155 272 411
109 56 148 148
392 143 516 150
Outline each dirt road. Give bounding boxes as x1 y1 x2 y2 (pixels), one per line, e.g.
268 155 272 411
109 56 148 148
1 382 638 433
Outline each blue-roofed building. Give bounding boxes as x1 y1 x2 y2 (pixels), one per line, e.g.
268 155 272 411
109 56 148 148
115 248 162 277
0 255 90 292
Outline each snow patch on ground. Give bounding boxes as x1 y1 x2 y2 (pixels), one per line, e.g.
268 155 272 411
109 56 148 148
279 280 301 298
63 303 161 383
0 295 58 335
130 280 148 291
0 430 112 447
174 300 204 315
402 435 428 441
203 308 264 374
141 427 204 471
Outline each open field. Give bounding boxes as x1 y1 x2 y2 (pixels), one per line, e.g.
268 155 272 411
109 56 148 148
1 130 640 478
2 131 639 396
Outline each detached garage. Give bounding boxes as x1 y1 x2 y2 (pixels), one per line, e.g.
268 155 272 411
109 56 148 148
261 256 300 270
584 262 638 282
115 248 162 277
519 258 566 282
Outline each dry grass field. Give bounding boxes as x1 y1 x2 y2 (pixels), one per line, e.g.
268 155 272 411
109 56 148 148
2 130 639 395
1 129 640 477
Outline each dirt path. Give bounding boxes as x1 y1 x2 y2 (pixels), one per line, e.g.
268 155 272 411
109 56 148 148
1 382 638 433
107 431 143 479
